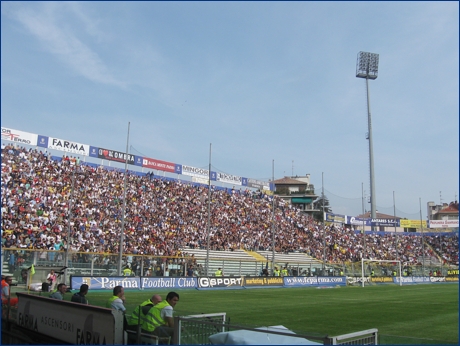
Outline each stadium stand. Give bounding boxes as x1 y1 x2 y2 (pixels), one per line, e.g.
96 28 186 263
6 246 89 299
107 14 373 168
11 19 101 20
1 143 458 278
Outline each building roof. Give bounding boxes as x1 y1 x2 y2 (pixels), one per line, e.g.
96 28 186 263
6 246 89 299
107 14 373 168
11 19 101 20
273 176 308 185
436 201 459 214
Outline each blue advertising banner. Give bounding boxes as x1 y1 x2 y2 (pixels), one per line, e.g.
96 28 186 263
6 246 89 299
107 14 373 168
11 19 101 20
37 135 48 148
70 276 197 290
89 146 99 158
174 164 182 175
71 276 141 290
134 156 143 167
370 218 399 227
140 277 197 289
393 276 431 284
284 276 346 287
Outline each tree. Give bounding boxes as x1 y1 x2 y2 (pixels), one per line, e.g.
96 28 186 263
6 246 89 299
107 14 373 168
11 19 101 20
312 195 332 222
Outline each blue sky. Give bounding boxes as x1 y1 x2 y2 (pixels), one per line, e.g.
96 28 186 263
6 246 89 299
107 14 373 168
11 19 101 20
1 1 458 219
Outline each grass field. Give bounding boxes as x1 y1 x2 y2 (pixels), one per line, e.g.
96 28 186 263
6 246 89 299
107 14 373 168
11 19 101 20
25 283 459 344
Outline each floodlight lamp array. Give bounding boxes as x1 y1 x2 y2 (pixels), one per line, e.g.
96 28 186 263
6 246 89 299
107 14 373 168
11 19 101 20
356 51 379 79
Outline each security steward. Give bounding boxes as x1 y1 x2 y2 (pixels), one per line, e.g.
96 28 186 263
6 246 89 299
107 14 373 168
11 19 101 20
127 294 162 334
281 267 288 277
273 267 280 277
123 265 133 276
214 268 223 277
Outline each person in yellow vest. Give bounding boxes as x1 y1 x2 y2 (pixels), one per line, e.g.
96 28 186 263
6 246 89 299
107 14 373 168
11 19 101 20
281 267 288 277
273 267 280 277
127 294 162 331
215 268 223 277
123 266 133 276
145 292 180 340
106 285 126 313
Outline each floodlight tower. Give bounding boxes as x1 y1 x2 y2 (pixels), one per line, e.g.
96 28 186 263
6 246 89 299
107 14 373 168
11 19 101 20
356 51 379 229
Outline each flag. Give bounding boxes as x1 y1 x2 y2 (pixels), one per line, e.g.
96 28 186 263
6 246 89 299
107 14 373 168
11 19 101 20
30 264 35 275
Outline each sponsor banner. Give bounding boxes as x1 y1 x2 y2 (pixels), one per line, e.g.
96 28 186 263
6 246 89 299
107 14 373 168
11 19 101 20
71 276 141 290
192 176 210 185
134 156 143 167
140 277 197 289
429 220 459 228
143 157 177 172
182 165 210 178
89 146 99 158
243 277 284 287
97 148 136 164
17 293 121 344
347 276 370 285
71 276 197 290
346 216 369 226
370 276 394 283
216 172 242 185
445 276 459 282
174 164 182 175
429 276 446 283
400 219 427 228
394 276 430 284
371 218 399 227
325 213 346 224
37 135 48 148
284 276 347 287
2 127 38 146
246 178 270 190
447 269 459 276
198 277 243 288
47 137 90 156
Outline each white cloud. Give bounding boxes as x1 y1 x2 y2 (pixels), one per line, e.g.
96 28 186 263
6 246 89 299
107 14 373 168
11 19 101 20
12 4 125 88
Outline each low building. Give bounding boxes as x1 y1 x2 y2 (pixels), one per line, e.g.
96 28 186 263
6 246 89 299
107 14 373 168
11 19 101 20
272 174 318 215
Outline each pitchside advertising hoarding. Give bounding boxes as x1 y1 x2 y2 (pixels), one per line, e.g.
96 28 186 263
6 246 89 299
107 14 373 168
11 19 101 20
70 276 350 289
16 293 123 344
71 276 197 290
284 276 347 287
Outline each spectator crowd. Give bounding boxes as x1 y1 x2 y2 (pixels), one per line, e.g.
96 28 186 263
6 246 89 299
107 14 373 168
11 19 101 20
1 144 458 268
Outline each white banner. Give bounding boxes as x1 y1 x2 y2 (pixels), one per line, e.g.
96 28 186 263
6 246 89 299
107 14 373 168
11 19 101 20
182 165 209 178
48 137 90 156
1 127 38 146
428 219 459 228
217 172 242 185
192 176 210 185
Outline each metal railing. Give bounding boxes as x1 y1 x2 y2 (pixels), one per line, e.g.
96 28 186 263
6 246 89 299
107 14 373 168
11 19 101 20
174 313 379 345
1 248 457 289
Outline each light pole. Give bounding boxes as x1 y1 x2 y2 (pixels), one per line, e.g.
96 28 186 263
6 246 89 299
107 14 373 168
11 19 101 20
356 51 379 230
117 122 130 276
64 165 77 285
322 172 326 275
271 160 275 275
205 143 212 276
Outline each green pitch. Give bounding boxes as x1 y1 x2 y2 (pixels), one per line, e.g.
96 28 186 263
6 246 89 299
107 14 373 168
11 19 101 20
70 284 458 344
